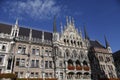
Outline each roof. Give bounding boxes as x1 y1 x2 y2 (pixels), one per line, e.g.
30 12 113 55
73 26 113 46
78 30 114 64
0 23 52 41
44 31 52 41
19 27 30 37
32 29 42 39
90 40 109 53
90 40 105 48
0 23 12 34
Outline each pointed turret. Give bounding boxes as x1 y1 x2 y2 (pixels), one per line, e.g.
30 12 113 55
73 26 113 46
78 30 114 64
71 17 75 26
60 22 63 34
53 16 59 41
53 16 57 33
104 35 112 53
15 18 18 25
104 35 110 48
79 27 82 37
69 16 72 25
66 16 69 26
84 24 90 40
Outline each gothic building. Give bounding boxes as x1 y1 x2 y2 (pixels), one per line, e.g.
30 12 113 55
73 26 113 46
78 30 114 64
0 17 117 80
113 50 120 78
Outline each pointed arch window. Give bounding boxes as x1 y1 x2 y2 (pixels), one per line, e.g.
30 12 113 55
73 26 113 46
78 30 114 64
2 45 6 51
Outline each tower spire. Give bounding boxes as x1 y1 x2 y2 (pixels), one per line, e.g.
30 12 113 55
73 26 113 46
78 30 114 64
15 18 18 26
104 35 110 48
84 24 89 40
53 16 57 33
66 16 69 26
72 17 75 26
60 22 63 33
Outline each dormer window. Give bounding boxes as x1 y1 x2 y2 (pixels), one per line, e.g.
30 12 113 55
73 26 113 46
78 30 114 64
2 45 6 51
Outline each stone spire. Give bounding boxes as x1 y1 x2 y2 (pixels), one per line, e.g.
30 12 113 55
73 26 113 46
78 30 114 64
66 16 69 26
53 16 57 33
69 16 72 25
84 24 90 40
60 22 63 33
104 35 110 48
15 18 18 28
71 17 75 26
29 28 32 41
15 18 18 25
79 27 82 37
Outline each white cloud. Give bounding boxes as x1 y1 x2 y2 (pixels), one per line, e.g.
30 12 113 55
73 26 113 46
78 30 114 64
3 0 61 20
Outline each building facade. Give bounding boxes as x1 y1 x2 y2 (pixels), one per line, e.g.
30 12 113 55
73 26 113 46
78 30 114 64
113 50 120 78
0 17 117 80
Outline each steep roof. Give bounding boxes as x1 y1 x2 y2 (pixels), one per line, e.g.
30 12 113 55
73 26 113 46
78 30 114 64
19 27 30 37
0 23 52 41
44 31 52 41
90 40 109 53
0 23 12 34
32 29 42 39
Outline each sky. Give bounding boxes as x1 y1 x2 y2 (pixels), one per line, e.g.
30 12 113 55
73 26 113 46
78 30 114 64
0 0 120 52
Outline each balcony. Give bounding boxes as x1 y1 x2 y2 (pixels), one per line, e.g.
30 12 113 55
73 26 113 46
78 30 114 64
76 66 82 70
83 66 90 71
67 65 75 70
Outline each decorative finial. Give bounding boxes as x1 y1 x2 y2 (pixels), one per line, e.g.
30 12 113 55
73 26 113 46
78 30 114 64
72 17 75 26
69 16 71 24
53 16 57 33
84 24 90 40
79 27 82 37
60 22 63 33
15 18 18 25
104 35 110 48
66 16 69 26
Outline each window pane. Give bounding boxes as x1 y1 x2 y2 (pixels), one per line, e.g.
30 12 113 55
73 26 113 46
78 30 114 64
0 55 4 65
18 46 22 53
49 61 52 68
31 60 35 67
36 60 39 67
36 49 39 55
45 61 48 68
32 49 35 55
16 58 20 66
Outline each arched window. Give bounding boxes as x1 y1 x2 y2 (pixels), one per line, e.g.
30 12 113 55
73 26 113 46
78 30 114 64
73 50 77 58
71 40 73 45
80 42 83 47
67 40 69 44
80 51 84 59
76 60 81 66
2 45 6 51
68 59 73 65
65 49 70 58
99 56 104 62
64 39 66 43
83 61 88 66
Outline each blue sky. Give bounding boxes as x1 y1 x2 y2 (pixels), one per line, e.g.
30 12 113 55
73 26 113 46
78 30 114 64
0 0 120 52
